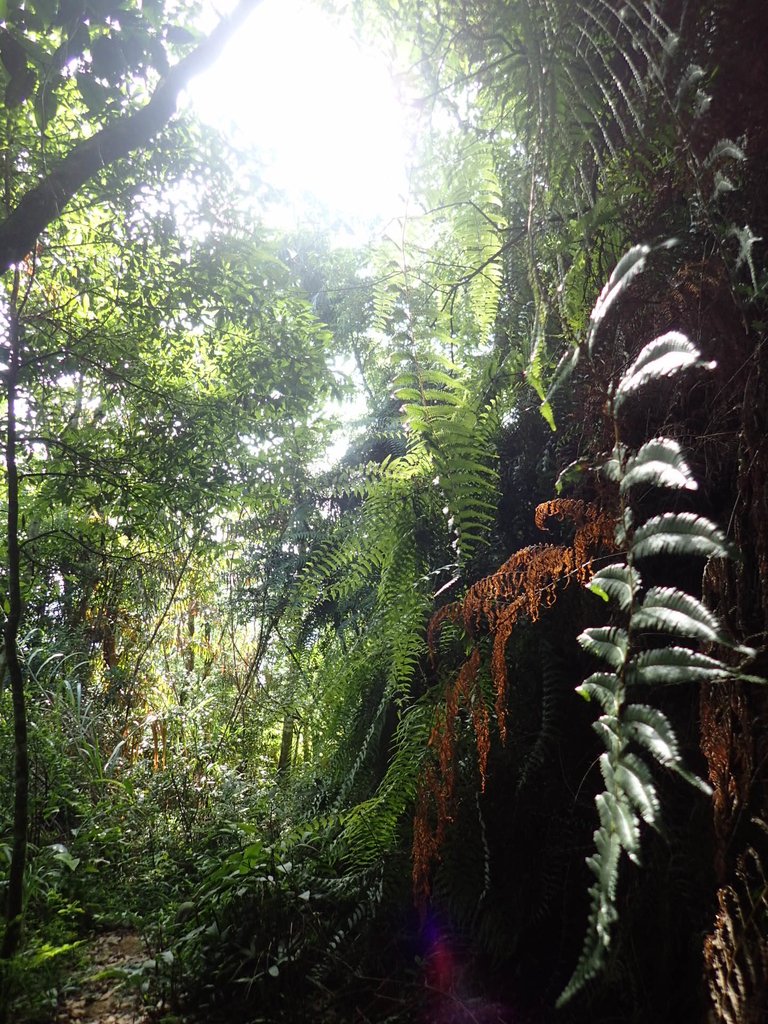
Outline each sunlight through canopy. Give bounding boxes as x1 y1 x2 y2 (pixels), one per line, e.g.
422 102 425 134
187 0 412 228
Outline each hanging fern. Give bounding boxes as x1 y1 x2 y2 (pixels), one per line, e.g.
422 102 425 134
558 267 760 1006
342 699 434 867
394 355 500 565
414 498 615 901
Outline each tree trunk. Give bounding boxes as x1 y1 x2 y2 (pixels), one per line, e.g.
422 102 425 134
1 281 28 961
277 714 295 774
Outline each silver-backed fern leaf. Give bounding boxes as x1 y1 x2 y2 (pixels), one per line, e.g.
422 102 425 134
632 512 737 560
631 586 731 645
627 647 746 686
614 332 715 407
578 626 629 669
621 438 698 493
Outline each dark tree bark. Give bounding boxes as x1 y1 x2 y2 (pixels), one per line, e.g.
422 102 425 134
1 279 27 961
277 714 295 774
0 0 262 276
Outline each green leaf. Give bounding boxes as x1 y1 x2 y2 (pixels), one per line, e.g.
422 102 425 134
593 715 622 757
627 646 735 686
554 458 591 495
394 387 421 402
623 704 679 765
590 822 622 905
577 671 621 713
539 398 556 432
614 752 660 827
632 512 737 561
51 844 80 871
631 586 729 645
601 442 627 483
670 764 713 795
596 791 641 861
587 563 641 612
615 332 715 406
621 438 698 493
703 138 746 167
578 626 629 669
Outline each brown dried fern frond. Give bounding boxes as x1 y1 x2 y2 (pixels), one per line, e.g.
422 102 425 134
414 498 615 903
534 498 592 532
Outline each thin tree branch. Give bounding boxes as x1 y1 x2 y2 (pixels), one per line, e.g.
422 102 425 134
0 0 262 275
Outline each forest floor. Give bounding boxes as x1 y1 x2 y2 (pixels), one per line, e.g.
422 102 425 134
53 930 168 1024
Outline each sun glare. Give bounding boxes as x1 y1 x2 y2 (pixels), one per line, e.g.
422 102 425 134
187 0 411 230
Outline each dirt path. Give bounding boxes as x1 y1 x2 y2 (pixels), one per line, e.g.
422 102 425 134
54 930 162 1024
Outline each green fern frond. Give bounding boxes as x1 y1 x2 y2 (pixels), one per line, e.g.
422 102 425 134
587 563 641 611
631 512 737 561
578 626 629 670
588 248 651 350
615 331 716 405
559 264 758 1005
621 438 699 493
626 647 739 686
342 700 434 866
519 643 572 787
631 586 733 646
577 671 622 713
395 357 500 564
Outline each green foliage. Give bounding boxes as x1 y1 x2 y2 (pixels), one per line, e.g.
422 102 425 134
1 0 765 1020
164 809 389 1019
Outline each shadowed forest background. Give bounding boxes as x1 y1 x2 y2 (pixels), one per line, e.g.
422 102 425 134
1 0 768 1021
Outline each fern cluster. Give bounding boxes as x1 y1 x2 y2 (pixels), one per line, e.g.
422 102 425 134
559 261 760 1004
394 357 500 564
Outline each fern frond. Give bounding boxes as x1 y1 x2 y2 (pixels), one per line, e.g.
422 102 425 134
577 671 622 713
615 331 716 405
627 646 737 686
560 263 752 1006
621 438 698 493
587 244 651 349
578 626 629 669
622 703 680 767
613 751 661 827
587 563 640 611
395 358 500 564
557 823 621 1006
631 586 732 646
343 701 434 866
632 512 737 561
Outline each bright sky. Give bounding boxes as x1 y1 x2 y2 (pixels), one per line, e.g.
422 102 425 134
187 0 412 232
